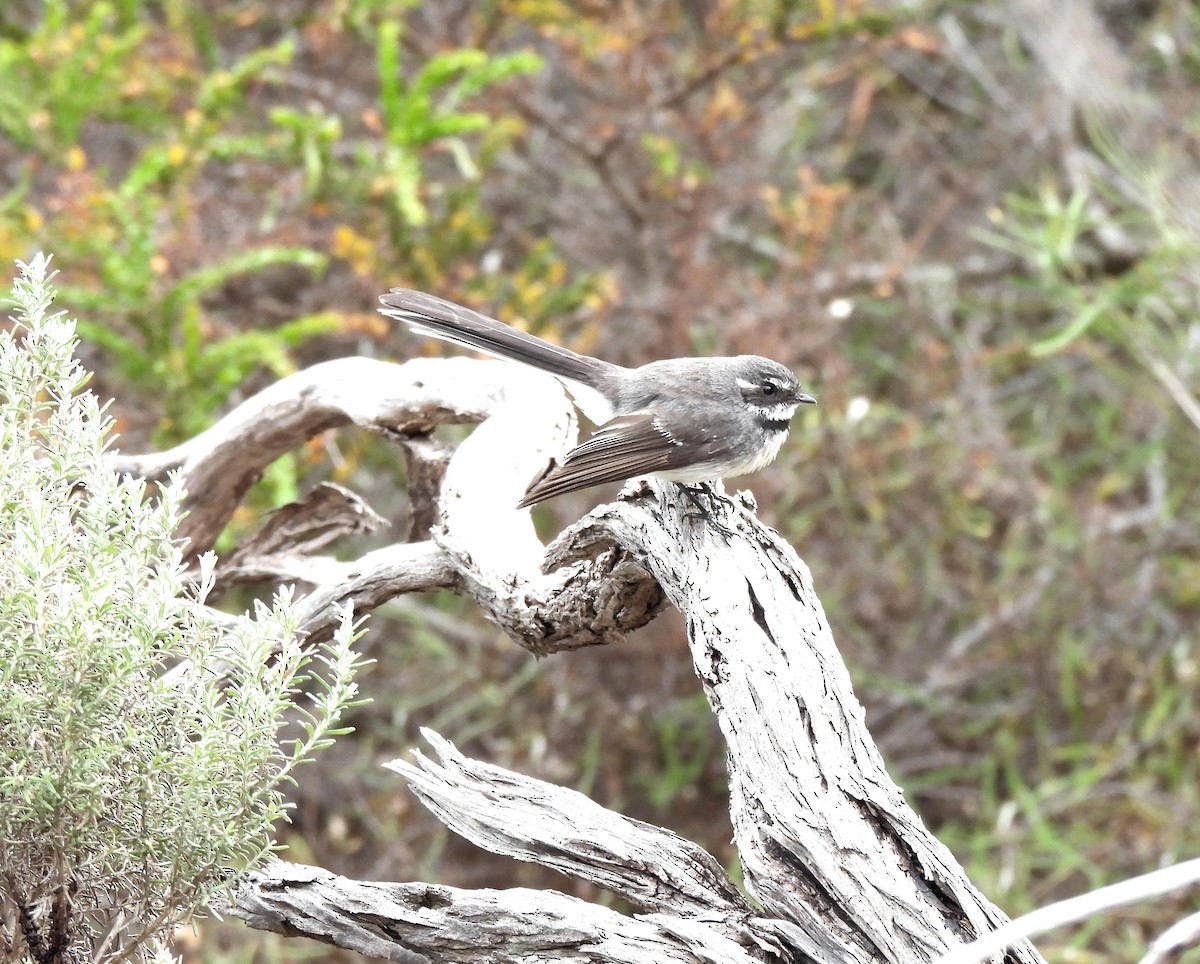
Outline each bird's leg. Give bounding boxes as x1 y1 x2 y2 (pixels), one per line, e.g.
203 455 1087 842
676 482 739 538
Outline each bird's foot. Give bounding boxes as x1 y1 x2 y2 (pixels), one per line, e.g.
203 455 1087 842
677 482 739 539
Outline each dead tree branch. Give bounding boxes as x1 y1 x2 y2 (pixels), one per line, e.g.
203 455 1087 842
111 356 665 653
114 354 1042 963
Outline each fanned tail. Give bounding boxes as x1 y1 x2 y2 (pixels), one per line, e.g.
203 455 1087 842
379 289 612 388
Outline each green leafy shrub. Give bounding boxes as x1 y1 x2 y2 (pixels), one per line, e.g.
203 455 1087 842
0 254 366 963
0 1 147 153
1 0 600 450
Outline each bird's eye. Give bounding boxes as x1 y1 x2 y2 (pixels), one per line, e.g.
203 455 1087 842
761 381 777 396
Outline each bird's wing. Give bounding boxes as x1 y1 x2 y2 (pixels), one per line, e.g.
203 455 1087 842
518 412 690 507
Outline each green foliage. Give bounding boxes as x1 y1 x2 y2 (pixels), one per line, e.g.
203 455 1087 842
373 19 540 227
273 13 547 294
0 1 147 152
3 12 335 443
637 695 724 812
0 255 367 963
62 204 335 440
1 0 592 448
884 102 1200 945
984 169 1200 371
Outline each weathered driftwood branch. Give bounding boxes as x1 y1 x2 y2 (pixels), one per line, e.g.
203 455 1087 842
114 355 1042 963
233 860 763 964
388 730 752 919
111 356 556 558
112 356 665 652
584 485 1039 964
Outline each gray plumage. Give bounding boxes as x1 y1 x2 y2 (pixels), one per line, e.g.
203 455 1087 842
379 289 815 507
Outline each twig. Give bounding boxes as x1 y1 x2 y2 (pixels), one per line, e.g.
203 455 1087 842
935 857 1200 964
1139 908 1200 964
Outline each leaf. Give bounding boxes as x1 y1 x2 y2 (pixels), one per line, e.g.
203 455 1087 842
384 145 427 226
1029 298 1112 357
376 18 405 133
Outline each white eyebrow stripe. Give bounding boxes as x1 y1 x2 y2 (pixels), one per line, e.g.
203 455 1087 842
736 377 760 391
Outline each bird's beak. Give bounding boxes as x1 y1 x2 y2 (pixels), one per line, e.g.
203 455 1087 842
797 392 817 405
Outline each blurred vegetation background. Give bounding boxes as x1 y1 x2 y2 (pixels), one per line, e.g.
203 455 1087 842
3 0 1200 960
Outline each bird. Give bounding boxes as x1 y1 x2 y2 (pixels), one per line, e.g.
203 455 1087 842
378 289 816 508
